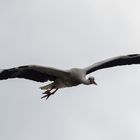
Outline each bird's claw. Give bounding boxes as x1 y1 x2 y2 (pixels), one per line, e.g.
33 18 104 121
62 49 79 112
41 88 58 100
41 90 52 100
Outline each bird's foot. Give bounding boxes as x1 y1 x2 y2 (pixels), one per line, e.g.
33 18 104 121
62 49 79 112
41 88 58 100
41 90 53 100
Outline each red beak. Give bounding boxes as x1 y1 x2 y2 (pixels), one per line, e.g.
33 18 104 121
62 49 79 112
93 80 97 85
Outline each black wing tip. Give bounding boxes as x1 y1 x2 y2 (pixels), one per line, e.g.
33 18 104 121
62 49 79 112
0 69 17 80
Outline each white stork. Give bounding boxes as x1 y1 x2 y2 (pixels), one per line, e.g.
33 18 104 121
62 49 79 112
0 54 140 99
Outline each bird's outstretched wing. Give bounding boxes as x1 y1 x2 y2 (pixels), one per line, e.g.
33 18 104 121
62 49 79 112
0 65 69 82
85 54 140 74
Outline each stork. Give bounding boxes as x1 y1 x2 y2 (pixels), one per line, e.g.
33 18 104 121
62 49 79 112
0 54 140 99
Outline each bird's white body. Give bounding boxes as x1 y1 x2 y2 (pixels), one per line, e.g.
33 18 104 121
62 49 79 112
40 68 87 90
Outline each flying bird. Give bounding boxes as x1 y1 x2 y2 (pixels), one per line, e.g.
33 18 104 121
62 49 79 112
0 54 140 100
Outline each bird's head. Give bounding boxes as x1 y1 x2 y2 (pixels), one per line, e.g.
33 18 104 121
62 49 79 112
88 76 97 85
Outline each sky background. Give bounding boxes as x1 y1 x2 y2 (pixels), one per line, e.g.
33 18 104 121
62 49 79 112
0 0 140 140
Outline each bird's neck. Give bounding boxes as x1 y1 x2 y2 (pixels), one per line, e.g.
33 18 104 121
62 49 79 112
82 79 91 85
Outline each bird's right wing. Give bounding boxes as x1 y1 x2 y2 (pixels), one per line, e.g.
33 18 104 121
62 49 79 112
85 54 140 74
0 65 69 82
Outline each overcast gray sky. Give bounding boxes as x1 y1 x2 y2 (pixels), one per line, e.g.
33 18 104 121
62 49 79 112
0 0 140 140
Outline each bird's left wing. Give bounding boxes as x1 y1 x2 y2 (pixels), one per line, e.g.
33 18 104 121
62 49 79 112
85 54 140 74
0 65 69 82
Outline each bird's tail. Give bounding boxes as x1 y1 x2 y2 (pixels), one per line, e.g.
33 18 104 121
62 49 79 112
40 82 54 90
